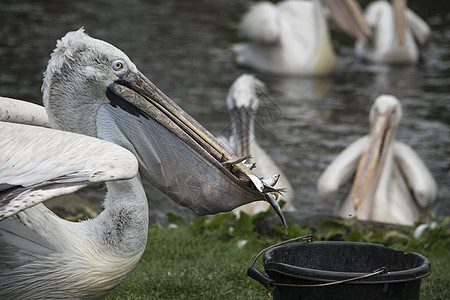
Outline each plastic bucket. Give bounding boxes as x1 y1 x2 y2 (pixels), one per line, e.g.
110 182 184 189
248 241 431 300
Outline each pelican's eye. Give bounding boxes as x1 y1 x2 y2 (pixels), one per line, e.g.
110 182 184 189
389 107 399 124
112 59 128 76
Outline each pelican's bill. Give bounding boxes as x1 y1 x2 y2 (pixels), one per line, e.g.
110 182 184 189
103 71 284 219
351 102 397 219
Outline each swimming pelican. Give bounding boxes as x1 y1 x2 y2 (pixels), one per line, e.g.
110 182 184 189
317 95 437 226
232 0 371 76
355 0 431 64
0 29 286 299
219 74 295 215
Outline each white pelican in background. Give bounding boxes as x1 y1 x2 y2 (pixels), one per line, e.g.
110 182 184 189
232 0 371 76
0 29 286 299
317 95 437 225
219 74 295 216
355 0 431 64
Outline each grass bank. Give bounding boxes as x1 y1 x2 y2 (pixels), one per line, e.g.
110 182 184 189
108 213 450 299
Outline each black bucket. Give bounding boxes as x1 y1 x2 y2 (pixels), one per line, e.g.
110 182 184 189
248 240 431 300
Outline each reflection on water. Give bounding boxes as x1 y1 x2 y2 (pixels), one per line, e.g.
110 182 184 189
263 76 335 100
0 0 449 222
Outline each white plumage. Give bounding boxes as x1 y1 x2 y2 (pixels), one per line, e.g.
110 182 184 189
0 96 49 126
318 95 437 225
233 0 371 76
0 29 283 299
355 0 431 64
0 121 142 299
233 0 336 76
0 121 137 220
220 74 295 215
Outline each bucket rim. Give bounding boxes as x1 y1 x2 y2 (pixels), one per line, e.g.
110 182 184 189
263 241 431 284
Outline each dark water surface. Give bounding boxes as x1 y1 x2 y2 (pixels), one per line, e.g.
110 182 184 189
1 0 449 223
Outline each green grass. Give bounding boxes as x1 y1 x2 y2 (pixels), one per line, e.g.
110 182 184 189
107 213 450 300
391 234 450 299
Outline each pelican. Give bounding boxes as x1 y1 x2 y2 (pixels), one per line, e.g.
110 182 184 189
0 29 286 299
355 0 431 64
219 74 295 215
232 0 371 76
317 95 437 226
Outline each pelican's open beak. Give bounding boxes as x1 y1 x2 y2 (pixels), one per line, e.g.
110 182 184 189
350 105 397 220
322 0 372 44
102 70 286 227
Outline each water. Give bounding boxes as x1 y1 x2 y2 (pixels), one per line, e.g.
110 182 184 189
1 0 449 223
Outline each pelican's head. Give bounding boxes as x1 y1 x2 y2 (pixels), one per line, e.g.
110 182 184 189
42 29 286 225
369 95 402 127
226 74 264 164
226 74 261 113
43 28 138 137
351 95 402 219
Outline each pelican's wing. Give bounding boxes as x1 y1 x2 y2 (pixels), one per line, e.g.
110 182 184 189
0 122 138 220
239 2 280 44
322 0 372 43
317 136 368 201
394 141 437 208
0 97 49 127
405 8 431 47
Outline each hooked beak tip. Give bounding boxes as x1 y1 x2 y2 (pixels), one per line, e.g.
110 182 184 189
265 193 287 234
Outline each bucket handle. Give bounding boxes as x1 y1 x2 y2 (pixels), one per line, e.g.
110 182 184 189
247 235 387 291
247 235 313 291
